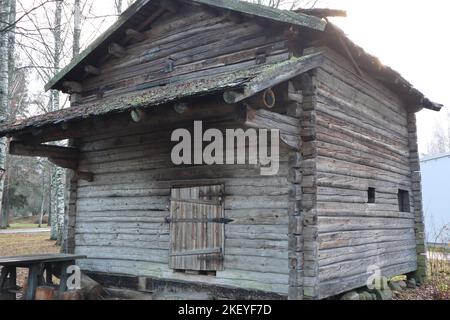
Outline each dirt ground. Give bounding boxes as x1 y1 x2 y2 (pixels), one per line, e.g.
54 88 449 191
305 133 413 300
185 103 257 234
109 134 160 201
0 232 60 288
0 232 447 300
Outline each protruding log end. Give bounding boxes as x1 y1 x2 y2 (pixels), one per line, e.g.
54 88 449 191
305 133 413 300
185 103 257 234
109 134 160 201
130 108 146 123
246 88 276 109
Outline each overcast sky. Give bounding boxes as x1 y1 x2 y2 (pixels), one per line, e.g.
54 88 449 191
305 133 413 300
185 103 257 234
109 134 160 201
323 0 449 155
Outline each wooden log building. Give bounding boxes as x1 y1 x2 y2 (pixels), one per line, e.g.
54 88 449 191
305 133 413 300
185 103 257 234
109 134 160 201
0 0 442 299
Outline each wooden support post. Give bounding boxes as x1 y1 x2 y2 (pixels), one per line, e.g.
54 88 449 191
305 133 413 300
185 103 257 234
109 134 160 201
407 112 428 284
45 263 54 285
298 72 320 300
58 261 74 298
64 168 79 254
26 263 45 300
0 267 17 300
287 80 304 300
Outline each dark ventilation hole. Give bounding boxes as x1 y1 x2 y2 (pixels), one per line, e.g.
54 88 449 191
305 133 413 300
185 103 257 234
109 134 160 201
368 187 376 204
398 189 411 212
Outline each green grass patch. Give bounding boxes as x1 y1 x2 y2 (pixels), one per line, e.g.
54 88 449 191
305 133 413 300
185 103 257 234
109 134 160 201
9 223 41 229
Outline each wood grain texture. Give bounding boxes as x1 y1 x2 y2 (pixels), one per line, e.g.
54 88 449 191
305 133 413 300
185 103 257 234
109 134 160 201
74 119 290 294
312 47 417 298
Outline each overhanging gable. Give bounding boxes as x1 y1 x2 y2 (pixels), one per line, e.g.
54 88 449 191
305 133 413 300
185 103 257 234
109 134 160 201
44 0 326 92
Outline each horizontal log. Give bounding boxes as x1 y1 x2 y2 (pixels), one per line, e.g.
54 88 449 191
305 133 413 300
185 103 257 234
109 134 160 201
49 157 78 170
10 141 79 159
84 65 101 76
108 43 126 58
125 28 147 42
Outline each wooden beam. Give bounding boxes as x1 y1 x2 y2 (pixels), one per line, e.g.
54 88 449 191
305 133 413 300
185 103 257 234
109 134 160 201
223 52 323 104
238 106 300 150
125 28 147 42
160 0 178 13
245 88 276 109
108 43 126 58
337 35 363 77
14 98 239 144
130 108 147 123
136 7 166 31
62 81 82 93
49 158 78 170
9 141 80 159
84 65 101 76
75 171 94 182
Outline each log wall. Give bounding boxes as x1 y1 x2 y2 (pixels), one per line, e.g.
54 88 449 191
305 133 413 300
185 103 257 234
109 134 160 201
77 4 290 104
73 119 291 295
310 47 418 299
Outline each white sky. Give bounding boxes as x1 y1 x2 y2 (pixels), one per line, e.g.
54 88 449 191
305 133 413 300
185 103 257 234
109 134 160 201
323 0 449 155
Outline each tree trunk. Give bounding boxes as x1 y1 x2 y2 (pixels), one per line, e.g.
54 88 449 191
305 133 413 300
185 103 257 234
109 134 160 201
38 159 47 228
50 0 63 241
0 0 11 229
2 0 16 228
115 0 123 15
73 0 81 58
55 166 65 244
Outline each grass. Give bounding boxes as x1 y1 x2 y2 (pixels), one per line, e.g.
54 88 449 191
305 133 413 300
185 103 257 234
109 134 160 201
9 223 42 229
6 216 48 230
0 232 60 289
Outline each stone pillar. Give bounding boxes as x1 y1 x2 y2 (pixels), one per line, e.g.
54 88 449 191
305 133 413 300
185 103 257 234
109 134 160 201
407 112 428 283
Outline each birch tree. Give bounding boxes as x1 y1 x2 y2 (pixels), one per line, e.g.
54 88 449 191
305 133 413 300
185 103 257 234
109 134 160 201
0 0 11 229
245 0 320 9
49 0 64 241
73 0 81 57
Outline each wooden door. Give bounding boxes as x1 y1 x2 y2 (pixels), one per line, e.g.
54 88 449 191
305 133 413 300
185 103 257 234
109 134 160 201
169 185 225 271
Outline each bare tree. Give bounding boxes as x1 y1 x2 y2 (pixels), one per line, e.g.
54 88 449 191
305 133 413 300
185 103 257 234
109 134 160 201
427 116 450 156
0 0 11 229
73 0 81 57
245 0 320 9
115 0 122 15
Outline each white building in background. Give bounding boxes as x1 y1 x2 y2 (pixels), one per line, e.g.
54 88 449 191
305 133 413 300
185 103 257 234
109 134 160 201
420 153 450 244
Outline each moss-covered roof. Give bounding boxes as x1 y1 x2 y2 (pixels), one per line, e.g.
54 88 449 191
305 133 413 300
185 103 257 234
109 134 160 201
45 0 326 91
1 54 323 137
